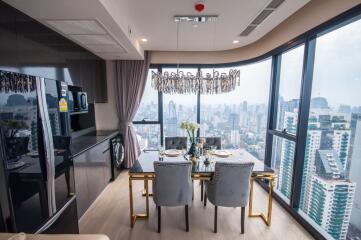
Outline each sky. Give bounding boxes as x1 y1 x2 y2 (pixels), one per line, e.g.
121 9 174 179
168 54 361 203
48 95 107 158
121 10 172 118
143 17 361 109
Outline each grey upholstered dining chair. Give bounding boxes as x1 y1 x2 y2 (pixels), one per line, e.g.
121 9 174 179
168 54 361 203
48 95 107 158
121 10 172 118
204 161 254 234
153 161 193 233
164 137 187 150
204 137 222 150
200 137 222 201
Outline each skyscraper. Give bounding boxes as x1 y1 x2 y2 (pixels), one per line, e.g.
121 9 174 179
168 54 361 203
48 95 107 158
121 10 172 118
166 100 178 136
305 150 355 240
348 114 361 235
310 97 329 109
278 111 298 198
298 113 354 240
228 113 240 131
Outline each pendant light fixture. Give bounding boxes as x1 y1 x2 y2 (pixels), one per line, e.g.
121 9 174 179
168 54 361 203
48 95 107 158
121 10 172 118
151 14 240 95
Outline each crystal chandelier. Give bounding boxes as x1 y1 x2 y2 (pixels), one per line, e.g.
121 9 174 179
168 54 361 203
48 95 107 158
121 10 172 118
151 16 240 95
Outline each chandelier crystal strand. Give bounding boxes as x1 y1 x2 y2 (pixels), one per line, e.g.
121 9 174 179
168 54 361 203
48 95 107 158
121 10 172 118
151 16 241 95
152 69 240 94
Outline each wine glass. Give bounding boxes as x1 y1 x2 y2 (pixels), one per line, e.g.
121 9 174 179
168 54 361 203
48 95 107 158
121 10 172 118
210 145 217 154
159 146 165 161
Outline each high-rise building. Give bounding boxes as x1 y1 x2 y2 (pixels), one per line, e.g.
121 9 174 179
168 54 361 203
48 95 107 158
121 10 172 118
305 150 355 240
301 113 352 208
165 100 178 136
277 98 299 132
311 97 329 109
348 114 361 234
228 113 240 131
297 112 355 240
278 111 298 198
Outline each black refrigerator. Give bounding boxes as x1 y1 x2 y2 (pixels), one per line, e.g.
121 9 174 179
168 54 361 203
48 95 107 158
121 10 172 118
0 70 79 233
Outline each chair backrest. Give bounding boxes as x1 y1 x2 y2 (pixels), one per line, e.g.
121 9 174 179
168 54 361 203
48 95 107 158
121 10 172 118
165 137 187 150
210 161 254 207
153 161 193 206
205 137 222 150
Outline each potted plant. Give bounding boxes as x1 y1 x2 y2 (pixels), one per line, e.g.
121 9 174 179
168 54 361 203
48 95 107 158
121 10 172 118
180 121 200 163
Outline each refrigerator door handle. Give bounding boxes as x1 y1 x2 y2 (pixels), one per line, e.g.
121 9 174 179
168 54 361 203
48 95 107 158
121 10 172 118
35 196 76 233
36 77 57 216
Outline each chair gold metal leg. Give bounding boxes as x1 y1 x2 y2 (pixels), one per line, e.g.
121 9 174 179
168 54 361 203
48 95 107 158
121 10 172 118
142 179 153 196
267 177 274 225
129 178 135 227
145 179 149 216
248 175 275 226
129 175 152 227
248 177 254 217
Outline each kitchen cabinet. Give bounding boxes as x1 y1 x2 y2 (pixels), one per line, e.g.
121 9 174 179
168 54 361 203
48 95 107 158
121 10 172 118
102 147 112 185
73 140 111 219
76 60 107 103
73 153 89 218
0 1 108 103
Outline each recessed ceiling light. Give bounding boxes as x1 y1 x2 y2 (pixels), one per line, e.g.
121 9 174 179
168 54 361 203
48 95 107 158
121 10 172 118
141 38 148 42
233 40 239 44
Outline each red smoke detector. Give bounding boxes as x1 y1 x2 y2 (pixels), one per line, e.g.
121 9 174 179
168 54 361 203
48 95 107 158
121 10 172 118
195 2 205 12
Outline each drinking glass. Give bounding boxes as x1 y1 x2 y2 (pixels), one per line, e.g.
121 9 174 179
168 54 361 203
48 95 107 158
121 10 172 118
159 146 165 161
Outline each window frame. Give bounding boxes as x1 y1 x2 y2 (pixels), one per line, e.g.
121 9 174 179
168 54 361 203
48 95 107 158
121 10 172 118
144 5 361 240
133 67 164 147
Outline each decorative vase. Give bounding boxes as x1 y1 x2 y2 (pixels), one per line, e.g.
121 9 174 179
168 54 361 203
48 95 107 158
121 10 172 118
188 142 197 157
191 156 198 165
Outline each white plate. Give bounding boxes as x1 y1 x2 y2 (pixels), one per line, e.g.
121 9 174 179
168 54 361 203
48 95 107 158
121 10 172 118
213 150 232 158
164 149 182 157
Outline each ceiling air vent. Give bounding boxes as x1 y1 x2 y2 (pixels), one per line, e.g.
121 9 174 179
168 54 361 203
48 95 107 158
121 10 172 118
266 0 285 9
240 25 257 37
239 0 285 37
251 9 273 25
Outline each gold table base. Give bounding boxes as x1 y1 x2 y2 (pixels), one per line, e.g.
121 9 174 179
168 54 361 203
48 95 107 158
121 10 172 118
129 172 276 228
248 174 276 226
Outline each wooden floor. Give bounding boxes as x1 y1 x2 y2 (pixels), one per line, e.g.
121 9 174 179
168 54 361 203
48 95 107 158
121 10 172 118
80 171 314 240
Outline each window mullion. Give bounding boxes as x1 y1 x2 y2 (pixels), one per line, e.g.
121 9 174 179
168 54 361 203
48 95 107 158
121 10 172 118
197 66 201 137
265 54 282 167
290 37 316 209
158 66 164 146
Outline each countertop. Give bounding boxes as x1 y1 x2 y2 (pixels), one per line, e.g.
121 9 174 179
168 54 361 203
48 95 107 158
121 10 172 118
70 130 119 158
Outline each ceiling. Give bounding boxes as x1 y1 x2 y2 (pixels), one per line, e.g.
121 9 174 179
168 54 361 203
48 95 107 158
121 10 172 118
5 0 310 60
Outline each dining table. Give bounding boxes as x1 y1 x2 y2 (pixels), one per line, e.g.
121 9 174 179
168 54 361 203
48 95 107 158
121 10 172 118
128 149 277 228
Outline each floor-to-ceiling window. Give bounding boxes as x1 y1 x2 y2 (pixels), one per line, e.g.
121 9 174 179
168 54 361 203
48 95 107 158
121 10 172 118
298 17 361 240
200 59 272 160
271 44 305 201
133 68 161 149
162 68 198 138
133 7 361 240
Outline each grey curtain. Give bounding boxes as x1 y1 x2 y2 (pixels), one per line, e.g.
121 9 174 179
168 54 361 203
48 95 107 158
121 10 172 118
114 51 151 168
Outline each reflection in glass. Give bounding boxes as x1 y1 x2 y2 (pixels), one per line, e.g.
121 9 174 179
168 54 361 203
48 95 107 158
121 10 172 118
0 73 48 232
